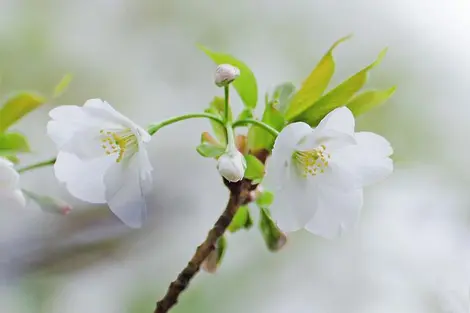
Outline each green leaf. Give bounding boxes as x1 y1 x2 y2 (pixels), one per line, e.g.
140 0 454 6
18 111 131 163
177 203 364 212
347 86 396 116
228 205 253 233
285 36 351 120
272 82 296 113
198 44 258 109
244 155 265 180
247 101 284 152
237 108 253 120
53 73 73 99
259 207 287 252
205 97 229 145
256 191 274 208
196 143 225 158
0 92 45 132
0 132 30 155
291 48 387 126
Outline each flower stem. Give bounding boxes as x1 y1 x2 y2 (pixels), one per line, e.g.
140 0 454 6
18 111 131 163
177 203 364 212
17 158 56 173
147 113 225 136
232 119 279 137
224 86 230 123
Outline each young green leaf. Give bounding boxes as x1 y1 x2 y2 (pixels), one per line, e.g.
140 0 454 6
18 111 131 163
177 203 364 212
347 86 396 116
284 36 351 120
198 44 258 109
53 73 73 99
0 132 30 155
256 191 274 207
196 143 225 158
228 205 253 233
272 82 296 113
205 96 229 144
291 48 387 126
0 92 45 132
237 108 253 120
247 101 284 152
244 155 265 180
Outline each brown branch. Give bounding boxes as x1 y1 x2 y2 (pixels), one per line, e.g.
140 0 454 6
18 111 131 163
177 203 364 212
154 179 254 313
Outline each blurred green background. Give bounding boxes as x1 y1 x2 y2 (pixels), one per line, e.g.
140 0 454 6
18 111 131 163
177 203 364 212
0 0 469 312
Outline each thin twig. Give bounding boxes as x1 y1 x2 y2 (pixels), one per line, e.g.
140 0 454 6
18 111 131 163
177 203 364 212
154 179 253 313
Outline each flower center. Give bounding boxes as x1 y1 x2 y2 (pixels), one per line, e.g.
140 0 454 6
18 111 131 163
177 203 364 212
99 128 138 163
292 144 331 177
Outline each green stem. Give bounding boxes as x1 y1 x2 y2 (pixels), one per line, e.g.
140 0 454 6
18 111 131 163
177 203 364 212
148 113 225 136
232 119 279 137
224 86 230 123
225 123 235 151
17 158 56 173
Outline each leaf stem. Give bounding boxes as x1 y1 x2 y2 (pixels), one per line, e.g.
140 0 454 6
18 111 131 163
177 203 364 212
17 158 56 173
148 113 225 136
232 119 279 137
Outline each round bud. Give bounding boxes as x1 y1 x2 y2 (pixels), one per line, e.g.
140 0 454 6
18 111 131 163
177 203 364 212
214 64 240 87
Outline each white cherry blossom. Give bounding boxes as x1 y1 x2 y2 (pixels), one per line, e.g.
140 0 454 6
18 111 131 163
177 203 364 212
263 107 393 238
47 99 153 228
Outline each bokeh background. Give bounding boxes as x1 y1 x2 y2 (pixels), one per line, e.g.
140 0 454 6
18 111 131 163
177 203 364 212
0 0 469 312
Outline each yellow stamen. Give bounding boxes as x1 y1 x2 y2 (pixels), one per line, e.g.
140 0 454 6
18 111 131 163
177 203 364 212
292 144 331 177
99 128 138 162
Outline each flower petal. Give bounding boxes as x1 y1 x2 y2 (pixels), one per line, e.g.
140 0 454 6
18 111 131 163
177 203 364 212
103 152 152 228
264 122 311 192
333 132 393 186
305 187 363 239
270 165 317 232
83 99 137 130
316 107 355 136
54 152 113 203
0 158 19 189
356 131 393 157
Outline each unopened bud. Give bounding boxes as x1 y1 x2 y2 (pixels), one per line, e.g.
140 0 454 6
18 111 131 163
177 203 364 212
217 149 246 182
202 236 227 274
23 190 72 215
214 64 240 87
259 207 287 252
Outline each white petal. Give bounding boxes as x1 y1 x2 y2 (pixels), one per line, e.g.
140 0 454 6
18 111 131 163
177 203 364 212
305 187 363 239
333 132 393 186
48 105 119 148
104 153 152 228
270 166 317 232
356 131 393 157
297 129 356 152
83 99 137 129
264 122 311 192
0 189 26 207
0 158 19 189
316 160 362 191
54 152 113 203
315 107 355 136
61 128 109 159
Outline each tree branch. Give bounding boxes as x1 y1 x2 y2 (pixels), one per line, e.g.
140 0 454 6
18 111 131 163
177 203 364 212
154 179 254 313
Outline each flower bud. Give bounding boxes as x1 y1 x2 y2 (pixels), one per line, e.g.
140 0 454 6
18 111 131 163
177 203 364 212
259 207 287 252
23 190 72 215
214 64 240 87
217 149 246 182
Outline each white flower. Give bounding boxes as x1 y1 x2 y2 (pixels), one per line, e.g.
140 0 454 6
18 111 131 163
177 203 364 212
47 99 153 228
214 64 240 87
217 149 246 182
0 157 25 207
263 107 393 238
